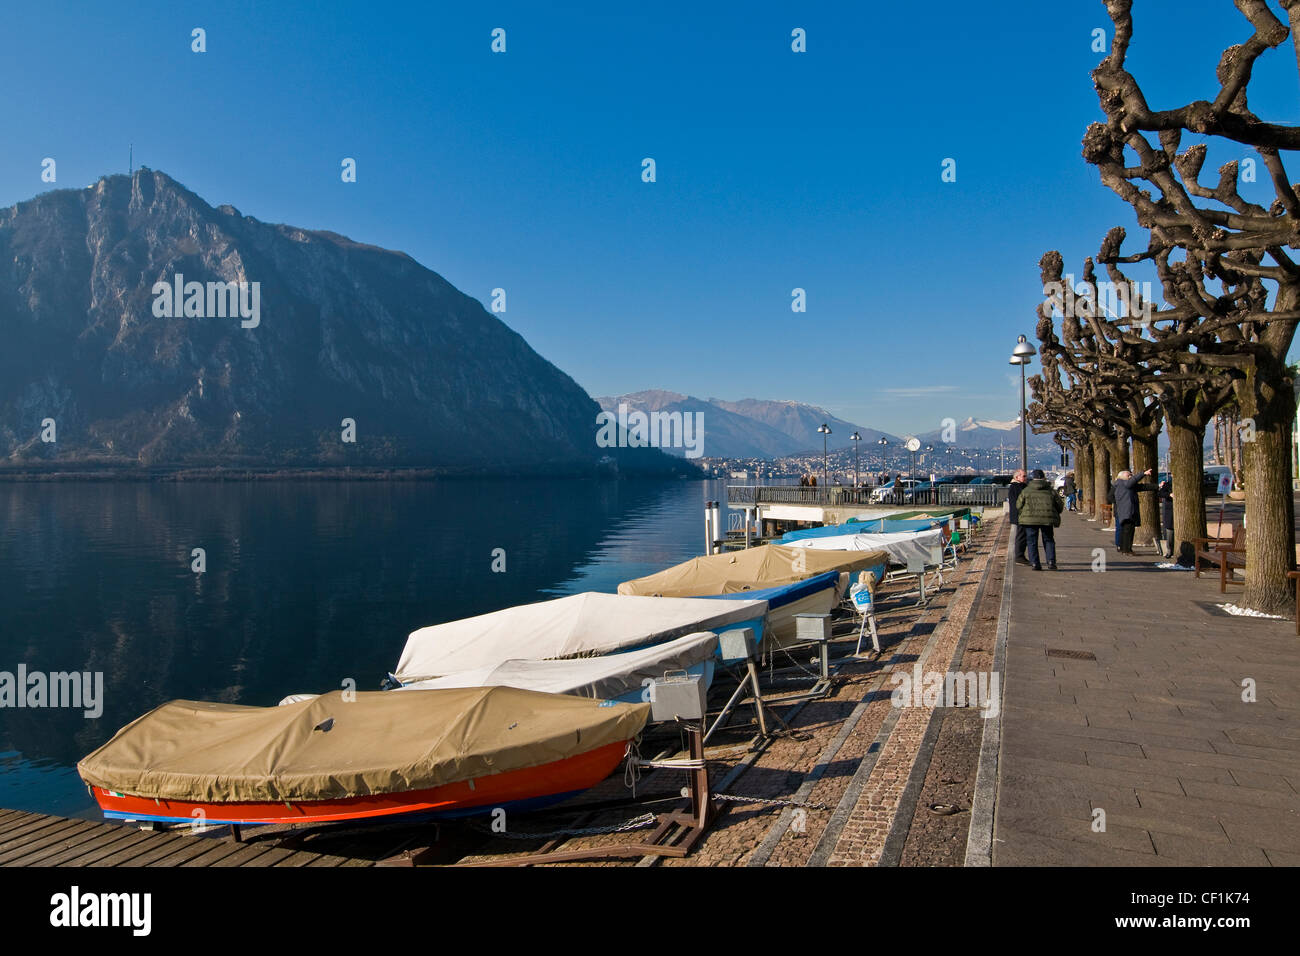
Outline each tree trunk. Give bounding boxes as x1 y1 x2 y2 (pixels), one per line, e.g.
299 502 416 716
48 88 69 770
1168 421 1207 567
1132 433 1159 547
1091 436 1111 523
1077 442 1094 517
1110 432 1131 477
1239 375 1297 614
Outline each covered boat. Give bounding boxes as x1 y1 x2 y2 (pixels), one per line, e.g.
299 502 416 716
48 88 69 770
79 687 650 826
393 592 767 686
696 571 845 648
851 507 970 523
617 543 886 598
394 631 719 703
780 518 941 541
781 528 947 568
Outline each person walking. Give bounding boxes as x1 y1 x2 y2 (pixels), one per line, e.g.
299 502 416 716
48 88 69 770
1016 468 1062 570
1063 471 1077 511
1007 468 1028 566
1112 468 1155 554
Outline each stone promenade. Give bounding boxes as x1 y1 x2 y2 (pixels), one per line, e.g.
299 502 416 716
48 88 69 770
992 511 1300 865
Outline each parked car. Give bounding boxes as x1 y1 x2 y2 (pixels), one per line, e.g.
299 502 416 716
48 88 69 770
869 479 920 503
1203 465 1234 496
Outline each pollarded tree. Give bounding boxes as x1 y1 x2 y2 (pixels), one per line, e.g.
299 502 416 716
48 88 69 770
1073 0 1300 610
1035 247 1234 561
1028 352 1122 522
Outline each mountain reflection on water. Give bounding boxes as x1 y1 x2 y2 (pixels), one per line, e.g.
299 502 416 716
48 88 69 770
0 477 726 816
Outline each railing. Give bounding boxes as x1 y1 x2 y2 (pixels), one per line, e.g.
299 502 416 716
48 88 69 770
911 485 1009 507
726 485 877 505
726 484 1009 508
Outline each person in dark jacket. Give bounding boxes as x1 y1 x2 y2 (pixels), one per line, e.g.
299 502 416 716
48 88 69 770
1007 469 1028 565
1016 469 1063 570
1112 468 1155 554
1063 472 1077 511
1157 476 1174 558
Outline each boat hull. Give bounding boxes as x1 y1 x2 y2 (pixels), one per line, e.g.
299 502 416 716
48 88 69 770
89 738 629 826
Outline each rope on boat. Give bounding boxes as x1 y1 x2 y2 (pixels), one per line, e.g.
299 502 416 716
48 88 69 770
627 757 707 771
472 812 659 840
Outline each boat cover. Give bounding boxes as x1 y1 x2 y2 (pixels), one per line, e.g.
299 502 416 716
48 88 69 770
617 544 888 597
696 571 844 607
396 631 718 699
780 519 938 542
782 528 946 567
77 686 649 804
395 592 766 683
851 507 970 522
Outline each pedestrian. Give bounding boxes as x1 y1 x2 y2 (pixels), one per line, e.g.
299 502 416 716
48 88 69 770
1016 469 1062 570
1064 471 1077 511
1112 468 1155 554
1157 475 1174 558
1106 476 1120 549
1008 468 1029 566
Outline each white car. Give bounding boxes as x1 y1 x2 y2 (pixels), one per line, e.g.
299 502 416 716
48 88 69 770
870 479 919 502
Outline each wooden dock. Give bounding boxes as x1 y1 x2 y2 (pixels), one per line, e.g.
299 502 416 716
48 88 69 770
0 809 374 867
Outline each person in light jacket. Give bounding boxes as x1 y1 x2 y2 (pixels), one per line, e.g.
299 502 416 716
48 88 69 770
1016 469 1063 570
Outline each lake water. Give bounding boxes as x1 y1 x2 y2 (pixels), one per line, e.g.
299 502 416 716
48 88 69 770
0 477 732 818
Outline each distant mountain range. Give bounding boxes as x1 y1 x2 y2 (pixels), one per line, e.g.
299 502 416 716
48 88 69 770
592 395 1063 462
594 391 898 458
0 170 688 476
918 416 1057 453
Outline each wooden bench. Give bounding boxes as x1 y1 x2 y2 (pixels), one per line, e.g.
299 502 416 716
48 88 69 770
1193 527 1245 593
1287 571 1300 636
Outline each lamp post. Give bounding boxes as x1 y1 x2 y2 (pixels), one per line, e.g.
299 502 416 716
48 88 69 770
1010 334 1035 473
817 423 831 484
877 437 888 483
850 431 861 487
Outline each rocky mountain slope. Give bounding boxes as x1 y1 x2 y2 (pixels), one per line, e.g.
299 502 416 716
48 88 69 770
0 170 685 475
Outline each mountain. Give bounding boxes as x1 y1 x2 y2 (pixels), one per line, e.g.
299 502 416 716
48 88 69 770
595 391 898 458
708 398 896 451
917 416 1057 452
0 170 688 475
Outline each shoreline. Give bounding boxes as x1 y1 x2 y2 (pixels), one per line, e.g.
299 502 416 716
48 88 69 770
0 465 697 483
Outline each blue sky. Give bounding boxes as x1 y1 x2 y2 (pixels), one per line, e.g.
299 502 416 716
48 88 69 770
3 1 1297 435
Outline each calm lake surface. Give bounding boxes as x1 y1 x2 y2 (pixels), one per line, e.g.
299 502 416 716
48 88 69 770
0 477 733 818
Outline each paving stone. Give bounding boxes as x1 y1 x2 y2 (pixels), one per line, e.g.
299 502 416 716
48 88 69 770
994 513 1300 867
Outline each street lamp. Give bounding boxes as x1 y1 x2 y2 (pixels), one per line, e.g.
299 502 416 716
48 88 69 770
1009 334 1036 473
817 423 831 484
850 431 861 487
